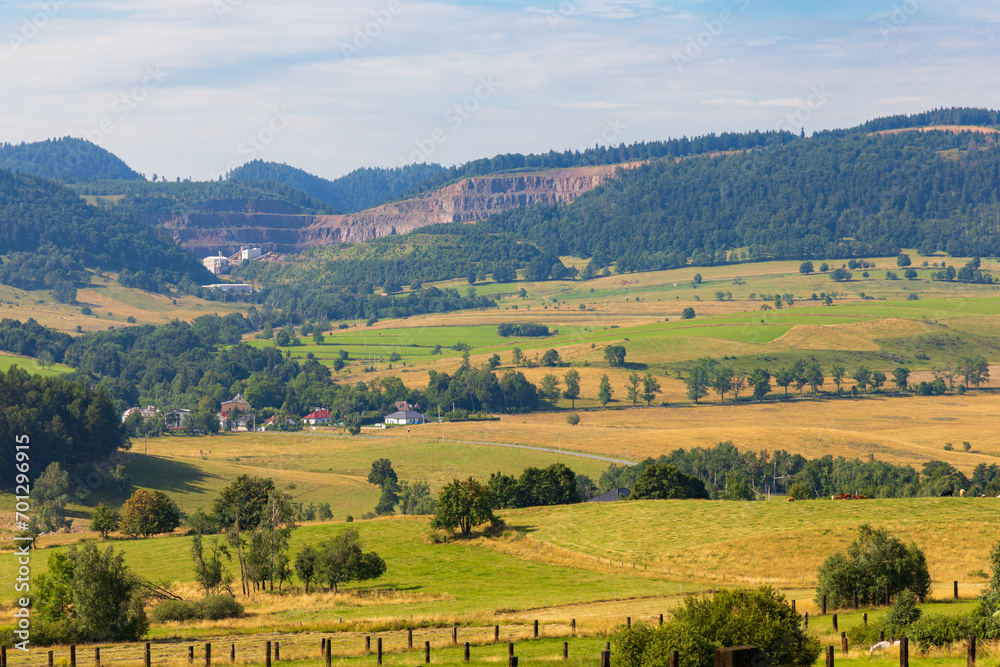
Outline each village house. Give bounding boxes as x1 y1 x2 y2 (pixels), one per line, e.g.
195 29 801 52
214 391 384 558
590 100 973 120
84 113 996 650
303 408 332 425
384 410 428 426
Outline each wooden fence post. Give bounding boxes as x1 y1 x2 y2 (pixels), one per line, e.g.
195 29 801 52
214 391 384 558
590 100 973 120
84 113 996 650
508 643 515 658
275 642 280 662
885 585 890 605
452 627 457 645
841 632 848 655
670 650 679 667
365 636 371 653
71 646 77 667
658 614 663 627
822 595 827 615
377 638 383 666
853 591 858 610
968 635 976 666
863 613 868 626
463 642 469 662
534 620 539 638
804 612 809 630
424 641 430 665
900 636 909 667
265 641 271 667
48 651 53 667
563 642 568 660
494 625 500 642
790 600 796 611
626 616 631 628
205 643 211 667
325 639 331 667
825 645 834 667
572 619 577 633
509 657 518 667
230 645 235 664
143 644 148 667
832 614 838 632
600 651 611 667
189 646 194 663
409 629 414 649
955 581 959 599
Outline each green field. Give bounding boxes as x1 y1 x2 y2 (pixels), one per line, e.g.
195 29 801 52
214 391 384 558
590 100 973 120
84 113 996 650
0 354 72 376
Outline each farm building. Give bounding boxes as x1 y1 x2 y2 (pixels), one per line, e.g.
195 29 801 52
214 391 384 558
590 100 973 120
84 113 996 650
303 409 332 425
220 393 251 418
588 488 631 502
384 410 428 425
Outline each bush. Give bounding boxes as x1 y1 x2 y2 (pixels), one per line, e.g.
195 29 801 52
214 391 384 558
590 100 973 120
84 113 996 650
845 620 882 648
611 587 819 667
151 596 243 622
883 590 921 635
198 595 244 620
787 481 814 500
566 413 580 426
908 614 974 651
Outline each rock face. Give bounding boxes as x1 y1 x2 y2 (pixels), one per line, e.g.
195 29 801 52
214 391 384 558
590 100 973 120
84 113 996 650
167 165 627 255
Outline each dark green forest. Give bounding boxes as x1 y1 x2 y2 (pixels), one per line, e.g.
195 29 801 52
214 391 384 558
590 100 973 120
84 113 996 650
483 126 1000 271
0 170 214 295
226 160 446 214
0 137 143 182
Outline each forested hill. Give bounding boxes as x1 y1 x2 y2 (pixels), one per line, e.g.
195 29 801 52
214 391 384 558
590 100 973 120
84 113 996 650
226 160 446 213
483 120 1000 272
0 169 214 294
0 137 143 182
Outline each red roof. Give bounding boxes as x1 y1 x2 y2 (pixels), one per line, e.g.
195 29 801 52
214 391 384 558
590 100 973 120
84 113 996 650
304 409 331 420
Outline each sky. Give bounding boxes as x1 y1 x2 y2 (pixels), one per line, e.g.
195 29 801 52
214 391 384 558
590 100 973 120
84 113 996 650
2 0 998 181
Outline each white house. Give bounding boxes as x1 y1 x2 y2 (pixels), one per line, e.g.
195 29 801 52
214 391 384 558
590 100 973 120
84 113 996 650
164 409 191 430
384 410 428 426
303 409 331 425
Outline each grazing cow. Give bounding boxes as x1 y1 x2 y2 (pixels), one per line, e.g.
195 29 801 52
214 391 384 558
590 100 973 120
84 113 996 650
959 489 966 497
941 489 954 497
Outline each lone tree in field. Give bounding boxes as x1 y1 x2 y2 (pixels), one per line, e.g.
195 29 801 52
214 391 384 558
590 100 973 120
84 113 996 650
604 345 627 368
641 373 661 406
368 459 398 488
120 489 181 538
626 371 642 406
815 524 931 609
90 503 120 540
315 528 386 593
563 369 581 408
432 477 496 536
598 374 613 407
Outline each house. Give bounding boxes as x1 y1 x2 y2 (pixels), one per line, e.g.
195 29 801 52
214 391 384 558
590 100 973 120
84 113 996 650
588 488 631 503
201 283 253 294
384 410 428 426
303 409 331 425
262 415 297 431
220 393 251 418
164 409 191 430
394 400 414 412
121 406 159 422
232 415 253 432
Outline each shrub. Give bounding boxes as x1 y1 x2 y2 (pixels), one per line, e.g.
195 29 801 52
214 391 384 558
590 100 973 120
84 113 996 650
845 619 882 648
787 481 814 500
151 596 243 622
681 307 696 320
883 590 921 635
566 413 580 426
198 595 244 620
151 599 199 622
612 587 819 667
908 614 974 651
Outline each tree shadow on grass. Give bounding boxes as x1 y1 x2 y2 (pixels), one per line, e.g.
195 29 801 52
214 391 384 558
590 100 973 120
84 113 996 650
128 454 218 497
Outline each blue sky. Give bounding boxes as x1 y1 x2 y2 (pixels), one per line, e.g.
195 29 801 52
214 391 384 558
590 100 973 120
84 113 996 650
1 0 997 181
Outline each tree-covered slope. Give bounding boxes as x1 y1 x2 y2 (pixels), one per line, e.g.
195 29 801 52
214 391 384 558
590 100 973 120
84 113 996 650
484 117 1000 272
0 169 214 293
0 137 143 182
226 160 446 214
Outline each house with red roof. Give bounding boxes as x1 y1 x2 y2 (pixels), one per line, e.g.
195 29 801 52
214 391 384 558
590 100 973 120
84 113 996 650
303 408 331 425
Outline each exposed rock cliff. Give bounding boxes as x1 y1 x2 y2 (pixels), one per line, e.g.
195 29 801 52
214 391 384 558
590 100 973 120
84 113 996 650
167 164 628 255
